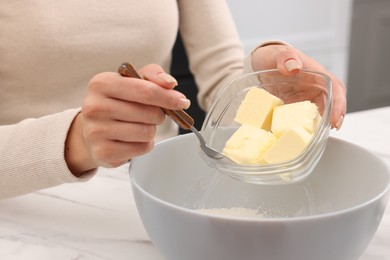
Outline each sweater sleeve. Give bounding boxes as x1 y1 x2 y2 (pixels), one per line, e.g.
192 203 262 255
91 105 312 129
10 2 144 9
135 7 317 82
0 108 95 200
177 0 246 111
177 1 294 111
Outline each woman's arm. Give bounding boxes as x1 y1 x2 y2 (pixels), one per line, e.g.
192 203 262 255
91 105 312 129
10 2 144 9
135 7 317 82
0 109 94 200
0 64 190 199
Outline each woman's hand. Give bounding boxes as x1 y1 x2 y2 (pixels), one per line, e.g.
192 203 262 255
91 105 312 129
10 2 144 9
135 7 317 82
251 44 346 130
65 64 190 176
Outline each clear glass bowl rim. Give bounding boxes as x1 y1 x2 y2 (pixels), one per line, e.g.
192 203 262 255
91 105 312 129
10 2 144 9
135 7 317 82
200 69 333 184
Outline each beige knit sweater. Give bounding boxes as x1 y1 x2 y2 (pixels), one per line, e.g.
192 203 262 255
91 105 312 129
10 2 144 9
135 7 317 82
0 0 247 199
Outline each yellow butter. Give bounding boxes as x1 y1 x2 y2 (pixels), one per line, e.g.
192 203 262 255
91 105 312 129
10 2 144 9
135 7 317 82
264 126 313 164
271 100 320 138
235 87 283 131
223 124 277 165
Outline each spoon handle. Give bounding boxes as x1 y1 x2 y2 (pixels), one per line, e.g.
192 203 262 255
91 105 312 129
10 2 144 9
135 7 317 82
118 62 195 130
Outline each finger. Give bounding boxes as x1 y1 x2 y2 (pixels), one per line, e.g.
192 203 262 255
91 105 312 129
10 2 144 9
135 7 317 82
84 120 157 143
89 72 190 110
82 96 166 125
138 63 178 89
108 121 157 143
275 50 303 75
329 77 347 129
111 102 166 125
92 139 154 168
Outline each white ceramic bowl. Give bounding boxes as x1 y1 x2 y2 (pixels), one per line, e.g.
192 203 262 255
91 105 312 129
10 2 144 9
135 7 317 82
129 134 390 260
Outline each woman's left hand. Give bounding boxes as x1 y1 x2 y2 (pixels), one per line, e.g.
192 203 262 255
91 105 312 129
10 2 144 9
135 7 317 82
251 43 346 130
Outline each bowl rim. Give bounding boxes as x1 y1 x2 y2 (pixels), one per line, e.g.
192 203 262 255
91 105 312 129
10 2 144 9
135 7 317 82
130 136 390 222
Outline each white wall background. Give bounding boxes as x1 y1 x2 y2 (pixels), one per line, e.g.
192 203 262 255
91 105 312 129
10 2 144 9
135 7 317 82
226 0 353 83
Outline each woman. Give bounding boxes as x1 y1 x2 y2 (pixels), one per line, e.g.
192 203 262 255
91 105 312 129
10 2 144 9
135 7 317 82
0 0 346 199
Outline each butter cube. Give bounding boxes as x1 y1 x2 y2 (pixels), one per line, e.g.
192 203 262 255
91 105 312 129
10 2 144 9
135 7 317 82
235 87 283 130
271 101 320 137
264 126 313 164
223 124 277 165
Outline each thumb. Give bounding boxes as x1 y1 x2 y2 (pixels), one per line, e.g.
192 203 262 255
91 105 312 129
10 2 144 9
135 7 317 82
276 50 303 75
138 63 178 89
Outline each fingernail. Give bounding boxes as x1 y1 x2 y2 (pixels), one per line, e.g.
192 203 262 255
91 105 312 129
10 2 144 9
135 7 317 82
158 72 178 86
285 59 301 72
179 98 191 109
335 115 344 130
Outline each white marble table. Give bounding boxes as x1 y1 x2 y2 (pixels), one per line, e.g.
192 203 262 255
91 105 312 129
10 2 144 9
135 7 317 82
1 107 389 260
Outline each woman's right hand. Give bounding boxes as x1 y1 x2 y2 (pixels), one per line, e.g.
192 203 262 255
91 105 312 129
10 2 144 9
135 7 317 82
65 64 191 176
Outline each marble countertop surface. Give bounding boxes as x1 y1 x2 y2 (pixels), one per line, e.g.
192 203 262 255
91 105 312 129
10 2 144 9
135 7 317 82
1 106 389 260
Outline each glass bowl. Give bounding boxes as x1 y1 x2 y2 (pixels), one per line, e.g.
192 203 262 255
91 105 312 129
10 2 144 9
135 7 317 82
200 69 332 184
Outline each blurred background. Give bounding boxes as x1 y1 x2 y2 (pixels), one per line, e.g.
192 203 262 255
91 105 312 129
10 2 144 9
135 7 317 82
226 0 390 113
172 0 390 133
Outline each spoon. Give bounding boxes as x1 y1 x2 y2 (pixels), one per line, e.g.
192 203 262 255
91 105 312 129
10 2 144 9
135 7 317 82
118 62 233 161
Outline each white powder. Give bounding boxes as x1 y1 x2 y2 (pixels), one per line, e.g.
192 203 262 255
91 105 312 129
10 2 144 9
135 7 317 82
197 207 264 218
